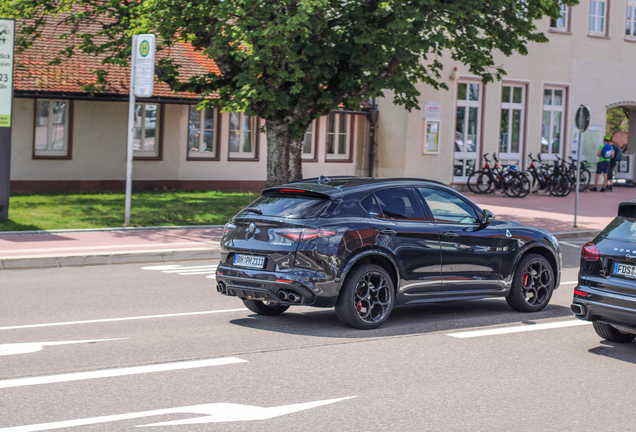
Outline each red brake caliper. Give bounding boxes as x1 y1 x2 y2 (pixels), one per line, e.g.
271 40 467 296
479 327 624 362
357 302 363 312
522 274 530 287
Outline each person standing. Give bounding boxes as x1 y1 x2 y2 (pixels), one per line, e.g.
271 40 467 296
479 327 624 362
590 137 614 192
607 139 623 191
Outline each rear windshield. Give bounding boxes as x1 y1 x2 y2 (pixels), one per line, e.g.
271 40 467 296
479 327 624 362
238 193 330 219
600 216 636 242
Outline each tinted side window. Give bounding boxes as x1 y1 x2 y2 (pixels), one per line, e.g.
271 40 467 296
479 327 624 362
360 194 382 217
418 188 479 224
600 216 636 242
374 188 425 220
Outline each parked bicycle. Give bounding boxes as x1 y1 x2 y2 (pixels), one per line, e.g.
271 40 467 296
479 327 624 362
467 153 528 197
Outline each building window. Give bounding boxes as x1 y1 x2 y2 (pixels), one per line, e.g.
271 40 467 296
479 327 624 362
454 81 481 180
627 1 636 39
229 112 256 158
589 0 608 36
302 120 317 160
133 103 160 158
551 3 570 31
34 99 70 158
326 113 351 160
541 87 566 158
499 84 525 167
188 106 217 159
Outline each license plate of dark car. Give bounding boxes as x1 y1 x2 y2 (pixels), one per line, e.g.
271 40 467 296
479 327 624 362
614 263 636 278
233 254 265 269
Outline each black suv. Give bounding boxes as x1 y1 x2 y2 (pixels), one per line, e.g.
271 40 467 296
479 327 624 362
572 201 636 342
216 177 561 329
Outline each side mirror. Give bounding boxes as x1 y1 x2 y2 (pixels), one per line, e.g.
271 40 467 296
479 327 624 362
481 209 495 225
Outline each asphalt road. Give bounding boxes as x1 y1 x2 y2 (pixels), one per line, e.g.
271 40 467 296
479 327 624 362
2 241 636 431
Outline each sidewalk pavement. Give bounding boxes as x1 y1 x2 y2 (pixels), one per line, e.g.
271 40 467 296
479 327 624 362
0 186 633 270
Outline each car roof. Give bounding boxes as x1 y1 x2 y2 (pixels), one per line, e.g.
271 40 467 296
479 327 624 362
266 176 448 196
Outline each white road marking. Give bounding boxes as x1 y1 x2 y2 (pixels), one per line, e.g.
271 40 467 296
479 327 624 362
559 241 583 248
0 397 355 431
0 309 248 331
447 319 592 339
0 357 247 390
0 338 125 356
141 264 218 277
560 281 577 285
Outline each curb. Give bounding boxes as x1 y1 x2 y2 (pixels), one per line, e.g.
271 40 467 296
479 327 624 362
0 248 220 270
0 225 225 237
552 230 601 240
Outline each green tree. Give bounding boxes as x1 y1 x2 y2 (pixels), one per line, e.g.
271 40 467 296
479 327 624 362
606 106 629 140
2 0 577 187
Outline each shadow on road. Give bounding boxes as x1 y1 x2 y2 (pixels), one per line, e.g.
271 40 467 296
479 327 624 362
229 298 574 339
589 340 636 364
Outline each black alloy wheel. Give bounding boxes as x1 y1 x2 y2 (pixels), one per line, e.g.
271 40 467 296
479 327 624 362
242 299 290 316
335 264 395 329
506 253 554 312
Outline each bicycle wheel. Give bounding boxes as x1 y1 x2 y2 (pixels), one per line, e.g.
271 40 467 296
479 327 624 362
467 170 484 194
578 168 591 192
550 174 571 197
476 172 494 194
503 172 521 197
516 172 532 198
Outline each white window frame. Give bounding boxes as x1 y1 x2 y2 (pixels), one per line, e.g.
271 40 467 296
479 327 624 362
453 81 482 181
133 103 160 158
589 0 608 36
188 106 217 159
499 84 525 167
627 1 636 39
229 112 257 158
326 113 351 160
551 3 570 32
302 119 317 160
541 86 566 160
33 99 70 157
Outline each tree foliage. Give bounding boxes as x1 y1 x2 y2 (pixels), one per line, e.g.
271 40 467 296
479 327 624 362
2 0 578 185
606 106 629 139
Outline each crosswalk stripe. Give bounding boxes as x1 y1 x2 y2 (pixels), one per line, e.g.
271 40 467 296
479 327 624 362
0 357 247 389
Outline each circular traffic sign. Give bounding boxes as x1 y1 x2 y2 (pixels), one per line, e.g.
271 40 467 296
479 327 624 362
139 40 150 57
575 105 590 132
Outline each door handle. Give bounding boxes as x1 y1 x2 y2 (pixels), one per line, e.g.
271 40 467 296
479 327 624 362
378 229 397 236
442 231 460 239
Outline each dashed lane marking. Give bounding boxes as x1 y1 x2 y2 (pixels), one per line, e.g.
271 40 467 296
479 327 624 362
142 264 218 276
446 319 592 339
559 241 584 248
0 309 248 331
0 338 125 356
0 357 247 389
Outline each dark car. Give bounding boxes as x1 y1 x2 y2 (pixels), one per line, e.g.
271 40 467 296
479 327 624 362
571 200 636 342
216 177 562 329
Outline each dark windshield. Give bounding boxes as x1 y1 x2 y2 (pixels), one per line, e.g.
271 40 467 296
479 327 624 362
599 216 636 242
238 194 330 219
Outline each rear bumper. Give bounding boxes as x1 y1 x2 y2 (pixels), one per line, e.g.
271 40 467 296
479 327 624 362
572 283 636 329
215 265 340 307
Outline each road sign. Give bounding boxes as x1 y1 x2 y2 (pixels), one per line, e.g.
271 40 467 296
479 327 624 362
575 105 590 132
0 18 15 220
133 34 155 98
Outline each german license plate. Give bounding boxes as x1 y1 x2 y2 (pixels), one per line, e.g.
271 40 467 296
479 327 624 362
614 262 636 278
233 254 265 269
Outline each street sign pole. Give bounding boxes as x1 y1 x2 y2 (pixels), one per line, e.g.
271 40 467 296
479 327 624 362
0 19 15 221
124 34 155 226
574 105 591 228
124 35 138 226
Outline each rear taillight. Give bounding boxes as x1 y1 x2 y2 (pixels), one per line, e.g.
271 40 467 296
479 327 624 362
574 289 589 297
223 222 236 238
276 228 337 242
582 242 600 261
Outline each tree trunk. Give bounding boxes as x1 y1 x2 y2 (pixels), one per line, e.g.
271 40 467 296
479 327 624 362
265 118 304 188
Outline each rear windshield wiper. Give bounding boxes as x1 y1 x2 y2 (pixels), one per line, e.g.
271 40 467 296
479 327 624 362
244 207 262 215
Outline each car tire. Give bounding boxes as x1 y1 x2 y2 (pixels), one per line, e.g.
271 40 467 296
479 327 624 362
592 322 636 343
506 253 554 312
242 299 290 316
335 264 395 330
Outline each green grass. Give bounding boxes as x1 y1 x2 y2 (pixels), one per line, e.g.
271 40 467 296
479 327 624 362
0 190 258 231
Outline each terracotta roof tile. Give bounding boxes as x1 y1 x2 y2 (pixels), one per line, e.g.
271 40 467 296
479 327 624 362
14 20 220 100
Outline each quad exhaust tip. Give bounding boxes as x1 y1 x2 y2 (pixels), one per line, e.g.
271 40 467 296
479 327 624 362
571 303 585 316
278 289 302 303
